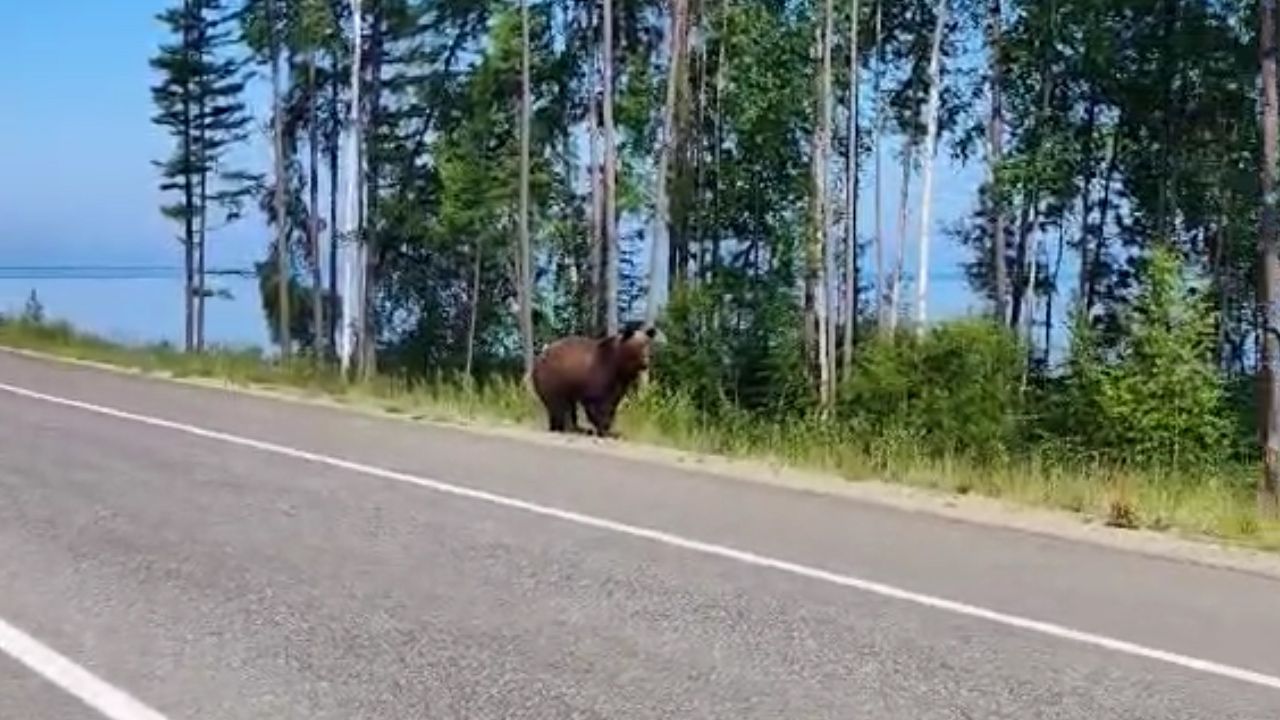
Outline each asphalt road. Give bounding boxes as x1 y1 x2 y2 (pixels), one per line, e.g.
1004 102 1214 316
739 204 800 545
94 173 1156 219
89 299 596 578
1 350 1279 719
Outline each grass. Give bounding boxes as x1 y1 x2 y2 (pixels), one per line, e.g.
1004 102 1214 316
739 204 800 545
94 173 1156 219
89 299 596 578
4 315 1280 553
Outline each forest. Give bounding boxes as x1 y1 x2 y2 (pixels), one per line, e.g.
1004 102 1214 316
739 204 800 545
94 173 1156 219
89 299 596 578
144 0 1280 521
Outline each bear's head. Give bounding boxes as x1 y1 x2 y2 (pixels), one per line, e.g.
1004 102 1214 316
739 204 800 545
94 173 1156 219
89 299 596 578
599 321 658 381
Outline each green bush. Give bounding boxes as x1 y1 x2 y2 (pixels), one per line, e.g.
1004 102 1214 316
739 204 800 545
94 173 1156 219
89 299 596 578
1056 246 1232 469
653 279 811 421
837 319 1026 460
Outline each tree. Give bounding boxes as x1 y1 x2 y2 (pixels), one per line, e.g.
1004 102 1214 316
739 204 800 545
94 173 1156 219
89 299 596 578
872 0 884 334
151 0 255 352
192 0 257 352
602 0 619 334
986 0 1007 325
518 0 535 373
912 0 947 335
268 0 291 360
807 0 835 405
1260 0 1280 514
295 0 337 360
645 0 689 325
242 0 293 358
339 0 362 377
841 0 861 378
324 0 351 357
151 0 200 352
1059 246 1230 468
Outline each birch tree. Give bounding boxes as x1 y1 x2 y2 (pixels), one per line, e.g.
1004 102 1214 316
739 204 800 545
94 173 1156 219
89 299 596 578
807 0 835 403
602 0 620 334
645 0 689 325
912 0 947 335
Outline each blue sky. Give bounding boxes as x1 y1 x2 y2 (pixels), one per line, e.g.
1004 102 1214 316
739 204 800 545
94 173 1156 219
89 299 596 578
1 1 998 350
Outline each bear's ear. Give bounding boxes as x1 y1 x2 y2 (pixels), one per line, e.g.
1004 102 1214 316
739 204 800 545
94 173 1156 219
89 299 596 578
644 325 657 339
616 319 645 340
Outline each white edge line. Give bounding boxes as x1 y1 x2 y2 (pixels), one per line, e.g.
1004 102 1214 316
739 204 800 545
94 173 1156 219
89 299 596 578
0 617 169 720
3 380 1280 694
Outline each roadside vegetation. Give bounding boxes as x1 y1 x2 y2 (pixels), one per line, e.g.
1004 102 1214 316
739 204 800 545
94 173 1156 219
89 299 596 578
5 255 1275 552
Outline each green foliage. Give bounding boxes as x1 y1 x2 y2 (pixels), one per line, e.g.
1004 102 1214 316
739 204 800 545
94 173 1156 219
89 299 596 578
255 247 334 352
1058 247 1231 468
837 319 1026 460
652 275 811 421
150 0 258 231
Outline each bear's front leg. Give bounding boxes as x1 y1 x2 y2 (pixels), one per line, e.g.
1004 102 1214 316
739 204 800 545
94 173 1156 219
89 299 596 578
583 397 622 438
582 398 619 438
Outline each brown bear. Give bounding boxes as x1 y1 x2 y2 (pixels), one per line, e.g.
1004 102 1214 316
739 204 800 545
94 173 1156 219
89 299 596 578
530 321 658 437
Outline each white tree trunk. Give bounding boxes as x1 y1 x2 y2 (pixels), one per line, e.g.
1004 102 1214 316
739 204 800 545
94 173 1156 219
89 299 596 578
339 0 363 377
887 138 914 335
873 0 885 335
602 0 619 334
645 0 688 325
308 50 324 358
913 0 947 336
807 0 834 407
819 0 835 404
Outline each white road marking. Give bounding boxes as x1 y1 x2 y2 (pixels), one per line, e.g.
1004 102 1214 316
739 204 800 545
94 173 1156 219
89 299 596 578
0 617 169 720
2 381 1280 694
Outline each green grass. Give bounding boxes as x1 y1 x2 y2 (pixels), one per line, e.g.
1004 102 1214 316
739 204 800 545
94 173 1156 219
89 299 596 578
4 315 1279 552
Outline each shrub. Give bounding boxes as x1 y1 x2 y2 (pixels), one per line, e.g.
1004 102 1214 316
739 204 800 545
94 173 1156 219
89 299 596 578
837 319 1026 460
653 278 811 421
1057 246 1231 469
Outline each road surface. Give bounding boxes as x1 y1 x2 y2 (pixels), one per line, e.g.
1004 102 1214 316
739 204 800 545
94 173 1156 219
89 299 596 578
0 349 1278 719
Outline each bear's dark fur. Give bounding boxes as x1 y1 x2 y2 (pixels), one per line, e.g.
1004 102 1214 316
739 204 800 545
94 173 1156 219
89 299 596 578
530 322 658 437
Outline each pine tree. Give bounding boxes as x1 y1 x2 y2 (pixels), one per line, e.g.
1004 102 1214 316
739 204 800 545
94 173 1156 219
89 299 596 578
151 0 256 352
150 0 199 352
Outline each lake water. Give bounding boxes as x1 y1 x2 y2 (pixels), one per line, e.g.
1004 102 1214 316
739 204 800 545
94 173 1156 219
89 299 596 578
0 276 268 349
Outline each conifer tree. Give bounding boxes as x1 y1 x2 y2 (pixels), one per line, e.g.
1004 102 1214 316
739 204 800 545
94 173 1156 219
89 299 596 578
151 0 256 352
